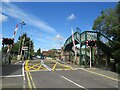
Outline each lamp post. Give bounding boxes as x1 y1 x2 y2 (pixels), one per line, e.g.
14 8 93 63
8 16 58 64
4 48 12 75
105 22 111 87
17 20 26 60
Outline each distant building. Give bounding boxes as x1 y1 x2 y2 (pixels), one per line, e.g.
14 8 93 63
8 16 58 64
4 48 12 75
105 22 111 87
42 49 62 60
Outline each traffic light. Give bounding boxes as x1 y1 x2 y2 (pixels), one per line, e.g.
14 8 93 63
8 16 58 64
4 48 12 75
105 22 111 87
86 40 96 47
88 40 96 47
2 38 14 45
9 38 14 45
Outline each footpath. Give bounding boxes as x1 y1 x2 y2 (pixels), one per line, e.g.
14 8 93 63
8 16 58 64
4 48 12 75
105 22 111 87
65 61 119 82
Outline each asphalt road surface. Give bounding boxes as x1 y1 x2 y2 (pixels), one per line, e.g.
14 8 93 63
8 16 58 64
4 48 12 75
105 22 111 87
1 61 24 88
25 60 119 90
1 59 119 90
27 70 118 89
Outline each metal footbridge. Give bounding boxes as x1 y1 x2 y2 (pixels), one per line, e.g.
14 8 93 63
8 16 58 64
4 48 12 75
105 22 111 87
63 30 113 67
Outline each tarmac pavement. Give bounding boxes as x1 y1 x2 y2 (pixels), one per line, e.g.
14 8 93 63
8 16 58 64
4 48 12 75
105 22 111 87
1 61 24 89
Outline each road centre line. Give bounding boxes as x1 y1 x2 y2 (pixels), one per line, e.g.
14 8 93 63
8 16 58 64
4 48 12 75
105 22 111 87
61 75 88 90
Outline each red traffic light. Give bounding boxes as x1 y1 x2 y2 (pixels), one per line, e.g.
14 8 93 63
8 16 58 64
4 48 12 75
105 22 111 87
86 40 96 47
2 38 14 45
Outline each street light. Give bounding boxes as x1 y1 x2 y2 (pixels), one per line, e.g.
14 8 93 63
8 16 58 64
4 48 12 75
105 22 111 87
17 20 26 60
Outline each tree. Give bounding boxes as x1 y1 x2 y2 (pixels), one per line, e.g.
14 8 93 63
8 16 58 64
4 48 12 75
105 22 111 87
92 2 120 71
36 48 41 56
11 42 19 55
12 33 34 59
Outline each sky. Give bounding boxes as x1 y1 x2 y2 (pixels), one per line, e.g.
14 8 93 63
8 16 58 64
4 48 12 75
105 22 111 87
0 2 117 51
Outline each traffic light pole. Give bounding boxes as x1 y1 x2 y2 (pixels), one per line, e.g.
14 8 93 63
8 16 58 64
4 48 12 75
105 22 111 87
90 47 92 68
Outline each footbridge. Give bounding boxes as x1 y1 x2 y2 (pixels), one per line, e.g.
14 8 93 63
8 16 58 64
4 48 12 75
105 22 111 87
63 30 113 67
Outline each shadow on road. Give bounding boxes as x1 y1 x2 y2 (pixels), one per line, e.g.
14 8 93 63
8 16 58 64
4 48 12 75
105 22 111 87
2 64 22 76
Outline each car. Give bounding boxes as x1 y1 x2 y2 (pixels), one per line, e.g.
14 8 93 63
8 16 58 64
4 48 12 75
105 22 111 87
36 55 41 59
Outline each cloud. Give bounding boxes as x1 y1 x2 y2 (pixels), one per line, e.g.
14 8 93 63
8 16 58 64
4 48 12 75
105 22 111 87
67 13 76 20
1 0 10 2
53 34 65 41
2 3 57 34
0 13 8 23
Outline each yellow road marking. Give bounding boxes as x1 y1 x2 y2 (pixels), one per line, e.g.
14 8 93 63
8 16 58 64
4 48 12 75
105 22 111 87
28 66 36 70
25 60 48 71
37 64 43 70
50 60 74 71
26 71 32 89
56 62 74 70
28 72 36 88
25 60 29 71
82 68 120 82
52 62 58 71
26 60 74 72
28 63 41 70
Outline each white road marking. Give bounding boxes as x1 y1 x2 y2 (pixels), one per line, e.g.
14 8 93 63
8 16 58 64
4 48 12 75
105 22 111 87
1 75 23 78
61 75 88 90
15 60 22 64
22 61 26 89
42 61 52 71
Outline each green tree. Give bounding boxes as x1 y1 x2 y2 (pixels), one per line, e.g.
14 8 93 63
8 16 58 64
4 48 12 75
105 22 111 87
36 48 41 56
11 42 19 55
92 2 120 71
15 33 34 59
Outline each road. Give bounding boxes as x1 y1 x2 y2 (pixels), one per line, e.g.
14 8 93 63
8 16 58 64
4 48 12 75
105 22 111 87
24 59 119 89
1 59 119 90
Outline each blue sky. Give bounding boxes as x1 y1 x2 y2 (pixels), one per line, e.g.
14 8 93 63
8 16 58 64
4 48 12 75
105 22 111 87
0 2 117 51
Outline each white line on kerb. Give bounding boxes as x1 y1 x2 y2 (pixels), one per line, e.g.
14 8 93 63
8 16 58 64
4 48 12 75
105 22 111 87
61 75 88 90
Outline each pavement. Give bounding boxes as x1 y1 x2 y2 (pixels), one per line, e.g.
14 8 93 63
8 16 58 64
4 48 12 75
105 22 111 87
65 61 119 81
1 61 24 89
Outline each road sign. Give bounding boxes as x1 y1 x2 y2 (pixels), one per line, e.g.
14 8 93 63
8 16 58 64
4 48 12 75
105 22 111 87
22 46 28 51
